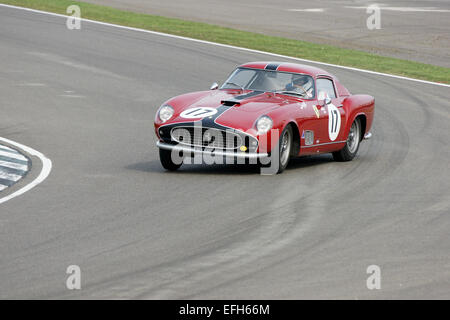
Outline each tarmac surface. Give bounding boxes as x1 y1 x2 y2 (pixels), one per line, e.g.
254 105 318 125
0 6 449 298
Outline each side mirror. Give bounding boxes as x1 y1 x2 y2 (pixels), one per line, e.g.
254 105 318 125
318 91 330 105
210 82 219 90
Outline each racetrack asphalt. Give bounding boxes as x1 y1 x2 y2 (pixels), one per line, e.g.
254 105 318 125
84 0 450 68
0 6 449 299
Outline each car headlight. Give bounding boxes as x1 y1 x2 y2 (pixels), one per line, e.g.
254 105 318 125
256 115 273 134
158 105 174 123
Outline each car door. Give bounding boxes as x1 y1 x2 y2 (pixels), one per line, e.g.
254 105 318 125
315 77 346 151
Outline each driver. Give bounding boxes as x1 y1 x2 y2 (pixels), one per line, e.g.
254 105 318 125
285 75 314 98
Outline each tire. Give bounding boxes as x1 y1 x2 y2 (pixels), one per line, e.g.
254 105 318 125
159 148 182 171
278 125 293 173
332 118 361 162
260 125 293 174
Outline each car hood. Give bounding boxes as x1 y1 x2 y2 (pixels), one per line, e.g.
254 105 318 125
168 90 298 129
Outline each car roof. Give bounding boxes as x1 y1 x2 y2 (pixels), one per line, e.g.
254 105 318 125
238 62 335 78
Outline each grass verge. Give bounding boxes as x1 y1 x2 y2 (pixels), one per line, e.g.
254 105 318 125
2 0 449 84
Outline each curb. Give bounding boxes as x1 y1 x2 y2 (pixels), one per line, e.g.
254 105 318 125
0 144 31 192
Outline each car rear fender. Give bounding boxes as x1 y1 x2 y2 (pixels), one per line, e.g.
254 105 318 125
342 94 375 139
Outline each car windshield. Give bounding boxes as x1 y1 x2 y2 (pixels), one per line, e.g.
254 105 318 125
221 68 315 99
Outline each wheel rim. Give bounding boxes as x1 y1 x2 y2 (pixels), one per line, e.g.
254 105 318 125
347 120 360 153
280 130 291 166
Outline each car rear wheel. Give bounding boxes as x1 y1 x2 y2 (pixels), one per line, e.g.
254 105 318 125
159 148 182 171
332 118 361 162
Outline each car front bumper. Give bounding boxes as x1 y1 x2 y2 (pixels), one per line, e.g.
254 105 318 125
156 141 269 160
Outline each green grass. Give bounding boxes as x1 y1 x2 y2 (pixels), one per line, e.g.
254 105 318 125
2 0 450 84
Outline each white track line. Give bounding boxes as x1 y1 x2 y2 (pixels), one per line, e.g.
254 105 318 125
0 137 52 205
346 6 450 13
0 3 449 88
287 8 325 12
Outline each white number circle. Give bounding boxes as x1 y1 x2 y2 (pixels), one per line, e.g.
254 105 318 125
328 103 341 141
180 107 217 119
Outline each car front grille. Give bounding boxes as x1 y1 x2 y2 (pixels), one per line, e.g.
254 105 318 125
170 126 243 150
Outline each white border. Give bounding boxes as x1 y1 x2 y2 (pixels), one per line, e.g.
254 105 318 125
0 137 52 205
0 3 449 88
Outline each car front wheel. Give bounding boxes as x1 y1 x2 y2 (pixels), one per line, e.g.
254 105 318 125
259 125 293 174
277 125 293 173
159 148 182 171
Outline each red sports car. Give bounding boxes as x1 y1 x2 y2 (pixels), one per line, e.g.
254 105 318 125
154 62 374 173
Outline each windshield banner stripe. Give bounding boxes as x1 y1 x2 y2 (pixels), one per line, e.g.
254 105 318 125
265 63 281 70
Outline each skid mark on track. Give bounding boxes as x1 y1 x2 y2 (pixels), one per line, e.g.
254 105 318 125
79 192 321 299
26 51 128 80
141 202 319 299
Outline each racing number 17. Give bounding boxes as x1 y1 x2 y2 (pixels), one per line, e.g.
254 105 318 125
330 110 339 134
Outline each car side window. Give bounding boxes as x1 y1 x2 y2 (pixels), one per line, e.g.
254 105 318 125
316 78 337 99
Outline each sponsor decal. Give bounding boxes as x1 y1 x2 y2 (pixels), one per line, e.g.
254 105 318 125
312 105 320 118
180 107 218 119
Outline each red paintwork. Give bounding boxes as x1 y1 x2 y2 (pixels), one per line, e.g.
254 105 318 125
155 62 375 156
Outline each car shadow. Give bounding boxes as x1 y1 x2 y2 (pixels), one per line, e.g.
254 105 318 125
286 154 334 170
126 154 334 175
126 160 260 175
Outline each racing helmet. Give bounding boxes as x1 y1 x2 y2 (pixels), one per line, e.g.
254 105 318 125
286 75 314 96
291 75 313 91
